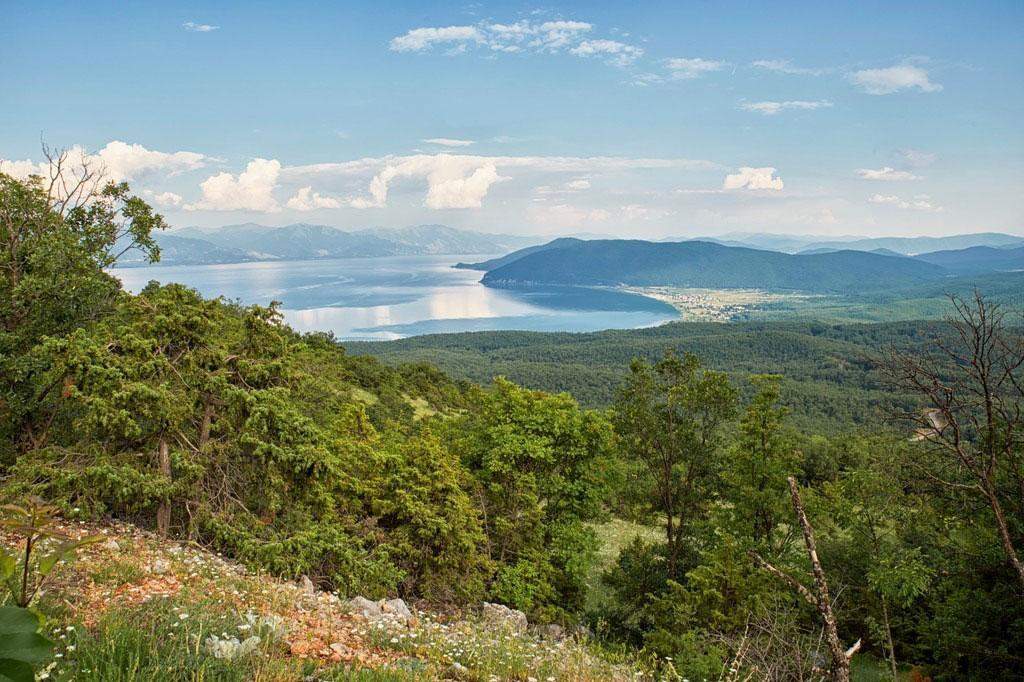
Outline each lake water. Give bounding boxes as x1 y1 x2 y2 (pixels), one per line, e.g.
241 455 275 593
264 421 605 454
114 255 679 340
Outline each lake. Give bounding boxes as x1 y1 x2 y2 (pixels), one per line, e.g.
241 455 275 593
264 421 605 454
114 255 680 340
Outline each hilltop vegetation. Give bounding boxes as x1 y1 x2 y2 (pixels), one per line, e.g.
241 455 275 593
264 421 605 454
478 239 946 293
350 321 935 432
1 165 1023 680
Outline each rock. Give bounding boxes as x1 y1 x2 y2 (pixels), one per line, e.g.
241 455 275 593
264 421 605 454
481 602 528 633
346 596 383 619
382 598 412 621
445 661 470 679
102 538 120 552
537 623 565 640
151 558 170 574
299 575 316 595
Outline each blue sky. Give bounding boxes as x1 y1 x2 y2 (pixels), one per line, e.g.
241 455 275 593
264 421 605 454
2 1 1022 237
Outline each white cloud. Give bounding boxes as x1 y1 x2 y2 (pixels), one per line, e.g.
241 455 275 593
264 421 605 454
389 25 482 51
1 141 209 185
741 100 833 115
751 59 827 76
187 158 282 212
389 18 646 67
286 186 342 211
851 65 942 95
423 138 475 147
183 21 219 32
570 39 643 66
664 58 725 80
869 193 943 212
145 190 184 207
95 141 208 181
0 158 41 179
284 153 715 210
723 167 784 191
565 179 591 190
856 166 920 181
337 154 506 210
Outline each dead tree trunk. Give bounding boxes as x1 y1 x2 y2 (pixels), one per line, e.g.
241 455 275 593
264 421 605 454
752 476 860 682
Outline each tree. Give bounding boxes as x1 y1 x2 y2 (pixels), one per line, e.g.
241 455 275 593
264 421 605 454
752 477 861 682
449 377 613 617
724 374 798 553
884 292 1024 589
613 350 738 579
0 150 165 459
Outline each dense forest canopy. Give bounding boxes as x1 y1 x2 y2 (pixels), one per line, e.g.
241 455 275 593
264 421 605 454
1 163 1022 680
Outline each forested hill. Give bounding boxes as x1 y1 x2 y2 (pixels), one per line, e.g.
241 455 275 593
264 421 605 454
479 239 946 293
349 320 941 432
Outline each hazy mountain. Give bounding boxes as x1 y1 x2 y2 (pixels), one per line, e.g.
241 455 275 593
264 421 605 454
912 245 1024 274
356 224 539 255
454 237 583 270
122 224 544 266
479 239 947 294
117 234 256 267
798 232 1024 255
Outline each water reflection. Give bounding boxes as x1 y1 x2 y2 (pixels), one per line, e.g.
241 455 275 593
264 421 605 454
114 255 678 340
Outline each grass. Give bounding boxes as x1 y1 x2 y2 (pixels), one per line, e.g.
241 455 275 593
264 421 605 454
364 611 647 681
16 520 652 682
586 518 663 612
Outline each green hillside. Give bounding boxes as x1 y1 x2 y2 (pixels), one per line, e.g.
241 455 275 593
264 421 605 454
480 239 946 293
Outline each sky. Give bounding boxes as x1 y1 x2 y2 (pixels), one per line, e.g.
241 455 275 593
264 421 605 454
1 1 1022 238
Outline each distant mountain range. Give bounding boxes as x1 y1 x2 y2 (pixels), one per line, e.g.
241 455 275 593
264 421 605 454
696 231 1024 255
115 223 543 266
912 245 1024 275
470 237 1024 294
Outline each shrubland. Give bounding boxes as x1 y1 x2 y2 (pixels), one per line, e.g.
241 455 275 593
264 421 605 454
1 161 1022 680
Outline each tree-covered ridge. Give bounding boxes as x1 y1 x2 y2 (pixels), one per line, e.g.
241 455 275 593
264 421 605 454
349 321 942 432
1 163 1022 680
479 239 946 293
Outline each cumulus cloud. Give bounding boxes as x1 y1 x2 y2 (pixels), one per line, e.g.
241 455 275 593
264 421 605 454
145 190 184 207
183 21 219 32
286 186 342 211
390 25 483 52
723 167 784 191
664 57 725 80
95 141 208 181
336 154 506 210
187 158 282 212
741 100 833 115
284 153 715 210
856 166 920 181
423 138 475 147
1 141 209 184
751 59 828 76
570 39 643 66
0 158 42 179
869 193 943 212
851 65 942 95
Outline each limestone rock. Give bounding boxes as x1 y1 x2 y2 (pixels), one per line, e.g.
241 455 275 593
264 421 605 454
382 598 412 621
481 602 528 633
346 596 383 619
